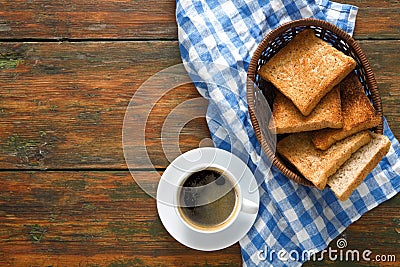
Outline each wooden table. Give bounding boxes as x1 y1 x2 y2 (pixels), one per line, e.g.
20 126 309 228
0 1 398 266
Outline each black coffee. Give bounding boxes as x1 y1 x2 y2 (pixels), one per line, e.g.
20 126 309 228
179 169 237 229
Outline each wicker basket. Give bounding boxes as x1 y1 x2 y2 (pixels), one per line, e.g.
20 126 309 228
247 18 383 187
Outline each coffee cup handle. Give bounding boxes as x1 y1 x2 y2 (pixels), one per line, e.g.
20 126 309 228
241 198 258 214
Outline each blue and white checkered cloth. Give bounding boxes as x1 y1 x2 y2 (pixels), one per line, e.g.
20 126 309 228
176 0 400 266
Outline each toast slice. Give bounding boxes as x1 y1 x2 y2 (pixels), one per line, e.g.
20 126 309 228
258 29 356 116
269 85 342 134
277 131 371 189
328 132 391 201
312 73 381 150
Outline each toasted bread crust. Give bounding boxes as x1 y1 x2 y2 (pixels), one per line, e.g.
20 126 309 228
328 133 391 201
269 86 343 134
277 131 371 189
258 29 356 116
312 73 381 150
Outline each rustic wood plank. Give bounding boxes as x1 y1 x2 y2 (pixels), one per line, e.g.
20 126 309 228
0 41 398 169
0 171 242 267
359 40 400 136
343 0 400 39
0 41 210 169
0 0 399 40
0 0 177 40
0 171 398 266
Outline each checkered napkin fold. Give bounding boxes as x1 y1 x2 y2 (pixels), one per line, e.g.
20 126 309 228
176 0 400 266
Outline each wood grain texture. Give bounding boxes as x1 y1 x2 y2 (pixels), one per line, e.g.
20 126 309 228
359 40 400 135
347 0 400 39
0 0 177 39
0 0 399 40
0 171 398 266
0 171 242 267
0 41 210 169
0 41 398 169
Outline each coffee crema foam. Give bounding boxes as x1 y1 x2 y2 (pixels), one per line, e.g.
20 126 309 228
178 168 238 231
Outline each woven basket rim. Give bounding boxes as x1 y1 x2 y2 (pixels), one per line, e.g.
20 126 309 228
247 18 383 187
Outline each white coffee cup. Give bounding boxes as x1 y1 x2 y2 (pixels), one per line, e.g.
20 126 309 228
159 147 259 234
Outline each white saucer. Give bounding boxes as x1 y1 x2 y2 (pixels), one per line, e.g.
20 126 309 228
156 148 260 251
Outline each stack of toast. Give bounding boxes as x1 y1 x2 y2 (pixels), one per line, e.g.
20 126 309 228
258 29 391 201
